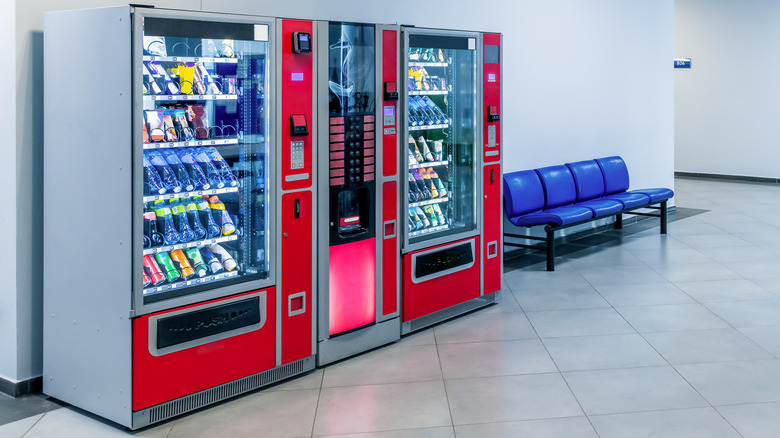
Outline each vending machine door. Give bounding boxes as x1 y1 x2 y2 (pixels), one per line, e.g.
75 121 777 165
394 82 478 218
402 29 482 254
133 10 275 315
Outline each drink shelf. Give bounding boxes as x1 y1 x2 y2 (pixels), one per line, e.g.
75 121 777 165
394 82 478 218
143 94 238 102
409 160 448 169
409 61 449 67
409 224 449 238
410 196 449 208
409 90 448 96
143 137 239 150
409 123 449 131
144 186 239 203
144 234 239 256
143 55 238 64
143 270 240 296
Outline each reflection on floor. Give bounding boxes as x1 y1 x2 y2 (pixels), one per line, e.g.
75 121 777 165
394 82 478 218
4 177 780 437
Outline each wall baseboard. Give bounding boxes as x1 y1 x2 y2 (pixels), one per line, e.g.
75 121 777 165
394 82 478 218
676 171 780 185
0 376 42 397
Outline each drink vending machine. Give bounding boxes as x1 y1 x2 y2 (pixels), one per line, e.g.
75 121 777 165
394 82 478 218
315 21 401 365
400 28 503 333
43 6 316 429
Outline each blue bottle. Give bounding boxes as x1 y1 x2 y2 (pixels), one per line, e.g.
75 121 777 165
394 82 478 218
153 200 180 245
195 196 222 238
184 197 207 240
176 148 210 190
205 147 238 187
162 149 195 192
422 96 447 123
169 199 195 243
143 154 166 195
147 150 182 193
193 148 225 189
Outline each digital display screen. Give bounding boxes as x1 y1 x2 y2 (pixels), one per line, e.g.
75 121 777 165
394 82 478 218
485 44 500 63
384 107 395 117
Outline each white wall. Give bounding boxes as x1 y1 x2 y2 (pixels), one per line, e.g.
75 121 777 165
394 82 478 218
7 0 674 384
676 0 780 178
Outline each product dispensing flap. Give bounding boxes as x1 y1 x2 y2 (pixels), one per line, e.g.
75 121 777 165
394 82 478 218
290 114 309 137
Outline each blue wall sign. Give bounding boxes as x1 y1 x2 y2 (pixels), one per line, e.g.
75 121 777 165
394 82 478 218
674 58 692 69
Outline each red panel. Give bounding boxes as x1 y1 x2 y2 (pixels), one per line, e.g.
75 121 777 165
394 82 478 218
329 238 377 335
483 32 501 163
382 181 398 316
483 164 502 294
281 20 314 190
402 237 481 322
132 288 276 411
382 29 398 177
281 191 313 364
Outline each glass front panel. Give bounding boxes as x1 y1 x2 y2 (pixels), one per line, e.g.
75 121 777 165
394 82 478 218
406 34 477 245
140 17 270 304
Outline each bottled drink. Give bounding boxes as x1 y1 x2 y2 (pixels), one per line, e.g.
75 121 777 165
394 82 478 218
184 198 207 240
176 148 210 190
196 196 222 238
169 199 195 243
199 247 224 274
415 206 430 228
162 149 195 192
143 154 166 195
209 244 238 272
433 203 447 225
418 136 434 162
205 147 238 187
409 136 424 163
423 204 439 227
426 168 448 197
208 196 236 236
144 211 165 247
412 97 436 125
421 168 439 198
409 98 429 125
143 254 166 286
153 200 180 245
409 207 424 230
412 169 431 199
155 251 181 283
185 247 208 278
170 249 196 280
147 150 182 193
192 148 225 189
408 173 422 203
422 96 447 123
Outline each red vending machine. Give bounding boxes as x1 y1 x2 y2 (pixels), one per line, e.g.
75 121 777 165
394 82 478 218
315 21 401 365
43 7 316 429
400 28 503 334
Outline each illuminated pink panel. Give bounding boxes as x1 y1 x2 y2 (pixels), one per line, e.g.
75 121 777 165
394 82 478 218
328 238 376 335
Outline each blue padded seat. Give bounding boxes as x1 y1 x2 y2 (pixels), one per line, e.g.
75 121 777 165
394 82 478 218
565 160 624 217
503 169 593 227
595 156 674 204
603 192 651 209
533 165 595 224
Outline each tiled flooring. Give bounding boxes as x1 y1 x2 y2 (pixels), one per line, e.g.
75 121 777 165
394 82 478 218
4 177 780 437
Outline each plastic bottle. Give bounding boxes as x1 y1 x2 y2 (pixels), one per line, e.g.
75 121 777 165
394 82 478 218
170 249 196 280
415 206 430 228
412 169 432 199
153 200 180 245
143 154 166 195
169 199 195 243
209 244 238 272
155 251 181 283
162 149 195 192
144 211 165 247
147 150 182 193
205 147 238 187
143 254 166 286
185 247 209 277
199 247 224 274
192 148 225 189
176 148 210 190
208 196 236 236
422 96 447 124
196 196 222 238
183 198 207 240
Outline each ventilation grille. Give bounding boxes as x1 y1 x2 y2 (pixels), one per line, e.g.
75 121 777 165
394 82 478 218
133 357 313 429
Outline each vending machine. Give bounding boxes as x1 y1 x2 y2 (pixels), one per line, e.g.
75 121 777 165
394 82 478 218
400 28 503 334
43 6 316 429
315 21 401 365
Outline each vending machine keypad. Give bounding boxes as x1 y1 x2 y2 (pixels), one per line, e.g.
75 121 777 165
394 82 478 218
291 141 305 169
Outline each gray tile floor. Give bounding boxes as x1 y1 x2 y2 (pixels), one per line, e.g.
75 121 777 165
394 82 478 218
4 177 780 437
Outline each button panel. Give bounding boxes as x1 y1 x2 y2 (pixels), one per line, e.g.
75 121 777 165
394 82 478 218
329 115 376 186
291 140 304 169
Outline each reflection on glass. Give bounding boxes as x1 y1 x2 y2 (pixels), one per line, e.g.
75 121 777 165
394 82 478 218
328 24 375 116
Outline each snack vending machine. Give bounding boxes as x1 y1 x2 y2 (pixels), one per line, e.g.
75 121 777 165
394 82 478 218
315 21 400 365
400 28 503 334
43 7 316 429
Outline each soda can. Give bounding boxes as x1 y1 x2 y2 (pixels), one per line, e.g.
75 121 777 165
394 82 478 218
142 271 152 288
185 247 209 277
143 254 166 286
155 252 181 283
170 249 196 280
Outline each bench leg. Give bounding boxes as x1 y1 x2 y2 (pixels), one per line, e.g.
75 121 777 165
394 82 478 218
660 201 668 234
615 213 623 230
546 228 555 271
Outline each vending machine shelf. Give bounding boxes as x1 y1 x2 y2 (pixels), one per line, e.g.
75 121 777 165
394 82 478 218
143 137 239 149
143 94 238 102
409 160 448 169
143 270 240 296
409 123 449 131
143 186 239 203
409 61 448 67
143 55 239 64
409 224 449 238
144 234 239 255
409 90 448 96
410 196 449 208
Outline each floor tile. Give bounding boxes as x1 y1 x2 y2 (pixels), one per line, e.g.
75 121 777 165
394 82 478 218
313 381 450 436
616 303 729 332
267 368 323 392
750 277 780 295
590 407 741 438
706 300 780 328
168 389 318 438
675 279 776 303
629 247 712 267
313 426 455 438
717 402 780 438
445 374 582 425
526 308 635 338
503 269 591 292
674 234 752 249
563 366 707 415
21 408 170 438
454 416 598 438
433 309 537 344
739 326 780 357
722 259 780 280
512 285 610 312
543 333 666 372
400 329 436 346
578 264 669 286
644 328 773 364
595 282 693 307
566 247 645 269
0 393 61 427
438 339 556 379
676 360 780 405
322 344 442 388
0 414 44 438
695 245 778 264
652 262 741 283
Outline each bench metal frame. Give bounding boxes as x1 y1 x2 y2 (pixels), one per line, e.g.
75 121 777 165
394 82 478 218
504 200 668 271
